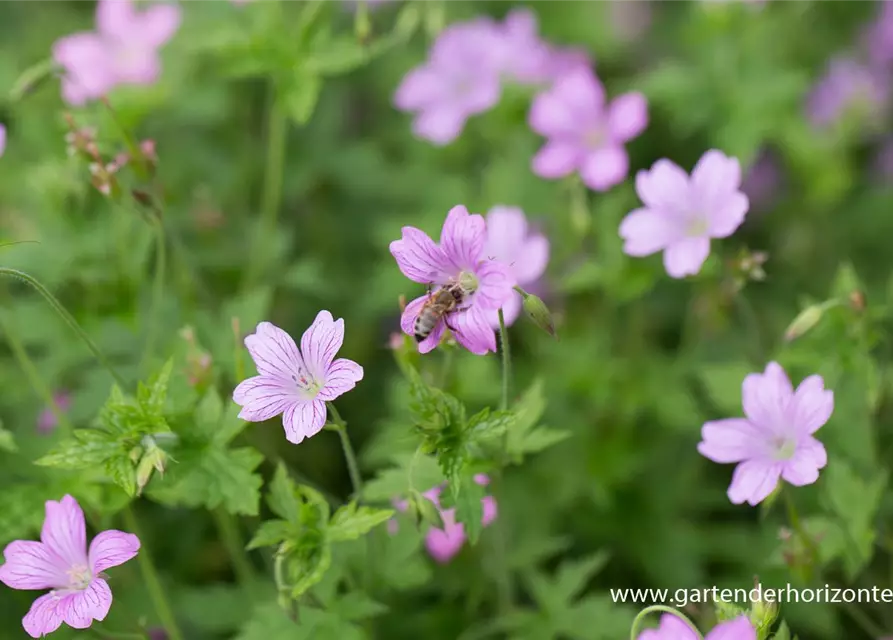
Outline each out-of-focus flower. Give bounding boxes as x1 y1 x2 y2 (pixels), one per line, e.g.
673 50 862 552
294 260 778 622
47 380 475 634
619 150 749 278
0 495 140 638
390 205 515 354
529 67 647 192
37 392 72 435
864 0 893 68
391 474 497 563
609 0 652 43
233 313 364 444
806 56 888 131
741 148 782 213
52 0 181 105
0 124 6 157
497 9 590 86
637 614 756 640
698 362 832 506
483 206 549 327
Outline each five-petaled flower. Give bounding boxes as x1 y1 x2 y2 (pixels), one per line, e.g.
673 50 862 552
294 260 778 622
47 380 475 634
529 66 648 192
52 0 181 106
0 495 140 638
619 149 750 278
698 362 833 506
233 312 364 444
390 205 515 355
638 614 756 640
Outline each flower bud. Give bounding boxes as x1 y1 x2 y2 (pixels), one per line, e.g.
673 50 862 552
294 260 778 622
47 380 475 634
784 304 825 342
136 436 168 495
714 598 746 622
748 577 779 635
408 490 442 529
522 294 557 338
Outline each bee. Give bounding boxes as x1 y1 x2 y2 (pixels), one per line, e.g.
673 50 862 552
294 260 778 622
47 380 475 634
414 276 475 342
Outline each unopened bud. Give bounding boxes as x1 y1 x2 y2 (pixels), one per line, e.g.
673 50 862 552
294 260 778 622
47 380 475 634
522 294 557 338
748 577 779 633
395 3 421 40
136 436 168 494
408 490 442 529
714 598 746 622
784 304 824 342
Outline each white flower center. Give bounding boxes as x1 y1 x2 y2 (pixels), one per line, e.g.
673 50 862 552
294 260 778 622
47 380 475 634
584 127 604 149
772 437 797 461
290 365 322 399
66 564 92 591
687 217 709 237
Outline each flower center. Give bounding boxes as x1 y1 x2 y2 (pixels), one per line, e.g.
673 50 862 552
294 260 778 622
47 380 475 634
456 270 479 295
291 365 322 398
66 564 92 591
772 437 797 461
584 127 605 149
687 216 709 237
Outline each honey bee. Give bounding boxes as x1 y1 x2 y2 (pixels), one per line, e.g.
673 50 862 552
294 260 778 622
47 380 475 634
414 276 475 342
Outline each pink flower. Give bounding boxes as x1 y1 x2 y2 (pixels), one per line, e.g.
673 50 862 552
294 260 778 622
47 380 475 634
37 392 72 435
497 9 590 86
52 0 181 106
619 150 750 278
390 205 515 355
0 495 140 638
638 614 756 640
529 67 647 192
233 313 364 444
483 206 549 326
0 124 6 157
698 362 833 506
805 56 888 131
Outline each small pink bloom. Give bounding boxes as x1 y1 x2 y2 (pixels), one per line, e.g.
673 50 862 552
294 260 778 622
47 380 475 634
37 392 72 435
0 495 140 638
233 313 364 444
529 67 648 192
390 205 515 355
698 362 833 506
0 124 6 157
619 149 750 278
638 614 756 640
497 9 590 86
806 56 888 131
52 0 181 106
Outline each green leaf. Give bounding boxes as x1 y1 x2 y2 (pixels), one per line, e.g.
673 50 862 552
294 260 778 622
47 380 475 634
35 430 125 469
0 422 17 452
698 362 753 414
107 455 138 497
362 453 445 502
305 37 370 76
331 592 387 621
328 501 394 542
773 621 792 640
267 462 300 524
246 519 294 550
505 379 569 461
137 358 173 418
465 407 515 441
452 475 485 545
195 387 224 435
551 552 611 603
281 67 322 125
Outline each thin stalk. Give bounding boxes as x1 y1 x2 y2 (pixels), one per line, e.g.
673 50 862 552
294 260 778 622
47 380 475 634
211 507 254 588
0 268 126 388
141 213 166 373
327 402 362 496
122 505 184 640
629 605 702 640
491 308 514 614
497 309 511 411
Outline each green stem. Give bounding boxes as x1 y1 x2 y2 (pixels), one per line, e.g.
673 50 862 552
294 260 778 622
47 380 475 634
783 489 818 572
841 600 886 638
0 268 127 389
141 213 166 373
629 606 702 640
0 312 72 432
211 508 253 587
438 346 455 389
327 403 363 496
243 95 288 290
122 505 184 640
497 309 510 411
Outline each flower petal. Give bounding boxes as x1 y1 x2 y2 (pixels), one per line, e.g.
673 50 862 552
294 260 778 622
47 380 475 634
318 358 363 401
389 227 453 285
552 67 606 119
606 92 648 142
727 458 782 506
0 541 68 590
412 107 467 145
282 400 327 445
637 614 700 640
705 616 757 640
486 291 523 329
484 206 528 264
619 207 682 257
139 4 181 48
394 65 444 111
531 141 582 179
698 418 768 464
707 192 749 238
400 294 446 354
635 159 690 213
60 578 112 629
233 376 297 422
88 530 140 574
441 205 486 271
742 362 794 433
788 374 834 435
41 495 87 568
691 149 742 212
781 436 827 486
514 235 549 285
97 0 135 37
52 33 115 105
453 305 497 355
244 322 301 381
662 236 710 278
22 592 65 639
474 258 515 310
580 145 629 192
529 89 578 137
301 310 344 376
0 123 6 157
425 510 466 563
481 496 498 527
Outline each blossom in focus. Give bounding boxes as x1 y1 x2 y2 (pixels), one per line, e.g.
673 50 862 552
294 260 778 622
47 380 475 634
529 67 647 191
638 614 756 640
233 313 364 444
619 150 749 278
52 0 181 105
390 205 515 355
805 56 888 130
483 206 549 326
698 362 833 506
0 495 140 638
37 392 72 434
392 474 497 563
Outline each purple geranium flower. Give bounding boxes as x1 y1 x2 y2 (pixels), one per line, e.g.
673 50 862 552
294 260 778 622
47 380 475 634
698 362 833 506
638 614 755 640
619 149 750 278
497 9 589 86
233 312 364 444
390 205 515 355
483 206 549 326
805 56 888 131
864 0 893 68
529 67 647 192
0 495 140 638
37 392 72 435
52 0 180 106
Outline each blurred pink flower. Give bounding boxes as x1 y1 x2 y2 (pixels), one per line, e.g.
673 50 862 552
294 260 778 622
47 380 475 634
483 206 549 327
0 495 140 638
806 56 888 130
37 392 72 434
233 314 364 444
52 0 181 105
390 205 515 355
497 9 590 86
638 614 755 640
529 67 647 191
619 150 749 278
0 124 6 157
864 0 893 68
698 362 833 506
741 148 782 213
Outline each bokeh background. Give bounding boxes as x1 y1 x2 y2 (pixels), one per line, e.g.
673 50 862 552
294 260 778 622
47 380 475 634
1 1 892 639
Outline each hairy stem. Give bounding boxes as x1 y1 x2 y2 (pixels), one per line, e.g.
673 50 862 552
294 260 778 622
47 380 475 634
327 402 363 497
628 605 702 640
0 268 127 389
141 213 166 373
211 507 254 588
122 505 183 640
